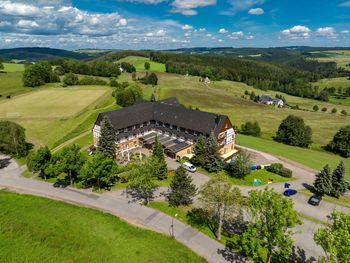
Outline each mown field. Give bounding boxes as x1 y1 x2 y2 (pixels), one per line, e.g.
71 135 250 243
2 62 25 72
310 50 350 70
117 56 166 72
0 191 205 263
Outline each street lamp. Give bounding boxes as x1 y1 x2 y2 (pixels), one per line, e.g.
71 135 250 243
170 213 178 238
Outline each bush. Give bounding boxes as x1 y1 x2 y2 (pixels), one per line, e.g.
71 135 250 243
63 73 79 86
321 107 327 112
331 108 337 114
240 121 261 137
78 76 107 86
267 163 293 178
313 105 319 112
341 110 347 116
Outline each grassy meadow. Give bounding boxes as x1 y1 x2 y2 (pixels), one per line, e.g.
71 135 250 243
0 191 206 263
117 56 166 72
310 50 350 70
2 62 25 72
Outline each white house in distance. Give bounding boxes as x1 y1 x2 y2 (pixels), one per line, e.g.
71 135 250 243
259 94 284 107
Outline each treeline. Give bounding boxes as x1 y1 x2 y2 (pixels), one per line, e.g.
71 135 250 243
51 58 121 77
148 52 336 100
286 58 348 78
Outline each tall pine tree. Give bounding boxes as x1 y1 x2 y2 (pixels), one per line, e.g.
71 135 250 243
330 161 348 198
203 133 223 173
168 166 197 207
98 116 116 159
314 164 333 196
151 136 168 180
192 135 206 167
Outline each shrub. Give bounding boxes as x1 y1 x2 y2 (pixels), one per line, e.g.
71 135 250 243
326 126 350 158
331 108 337 114
321 107 327 112
313 105 319 112
240 121 261 137
267 163 293 178
63 73 79 86
341 110 347 116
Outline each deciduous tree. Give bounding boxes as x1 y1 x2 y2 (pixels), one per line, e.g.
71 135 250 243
235 188 300 263
199 175 243 240
168 166 197 207
144 62 150 70
28 146 52 180
229 150 252 178
326 125 350 158
57 145 85 185
275 115 312 148
314 211 350 263
79 153 118 190
0 121 29 157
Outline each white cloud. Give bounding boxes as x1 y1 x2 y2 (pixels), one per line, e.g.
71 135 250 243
280 25 311 39
229 31 244 39
341 30 349 34
316 27 337 38
181 24 193 30
199 28 206 32
245 35 255 40
0 1 40 16
218 28 228 34
118 18 128 27
248 8 264 15
223 0 264 15
218 39 223 42
171 0 216 16
17 19 39 28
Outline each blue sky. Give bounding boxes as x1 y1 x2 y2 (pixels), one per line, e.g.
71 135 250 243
0 0 349 49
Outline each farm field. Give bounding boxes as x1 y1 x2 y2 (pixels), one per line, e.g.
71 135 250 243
0 86 115 148
312 77 350 89
0 191 205 263
118 71 350 146
310 50 350 70
117 56 166 72
2 62 25 72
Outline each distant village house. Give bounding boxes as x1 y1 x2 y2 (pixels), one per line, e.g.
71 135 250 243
259 94 284 107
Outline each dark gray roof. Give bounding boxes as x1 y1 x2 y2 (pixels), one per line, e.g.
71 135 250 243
96 97 228 136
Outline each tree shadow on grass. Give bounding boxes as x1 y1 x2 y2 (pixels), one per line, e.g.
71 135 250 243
302 183 316 193
289 246 316 263
0 158 11 169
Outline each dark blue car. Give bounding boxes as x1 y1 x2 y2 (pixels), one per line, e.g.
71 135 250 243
283 189 297 197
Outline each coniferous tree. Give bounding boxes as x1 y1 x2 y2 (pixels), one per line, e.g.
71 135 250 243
330 161 348 198
151 136 168 180
203 133 223 173
192 135 206 167
313 164 332 196
97 117 116 159
168 166 197 207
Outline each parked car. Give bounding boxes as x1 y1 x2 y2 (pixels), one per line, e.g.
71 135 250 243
283 189 297 197
308 195 322 206
53 182 67 189
182 162 196 173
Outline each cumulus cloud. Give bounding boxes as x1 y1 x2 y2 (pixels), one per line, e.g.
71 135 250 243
218 28 228 34
171 0 216 16
123 0 166 4
223 0 264 15
316 27 337 38
229 31 244 39
199 28 206 32
341 30 349 34
248 8 264 15
280 25 311 39
0 1 40 16
17 19 39 28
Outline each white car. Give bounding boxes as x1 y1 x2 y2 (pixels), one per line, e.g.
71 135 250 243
182 162 196 173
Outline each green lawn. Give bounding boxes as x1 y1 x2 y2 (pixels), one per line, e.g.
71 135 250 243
309 50 350 70
236 134 350 180
148 201 222 242
0 85 115 148
117 56 166 72
2 63 25 72
0 191 205 263
312 77 350 89
197 167 292 186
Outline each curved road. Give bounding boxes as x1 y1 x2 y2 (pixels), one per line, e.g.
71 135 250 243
0 155 247 263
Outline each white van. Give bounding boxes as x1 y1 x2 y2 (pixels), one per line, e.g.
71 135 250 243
182 162 196 173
